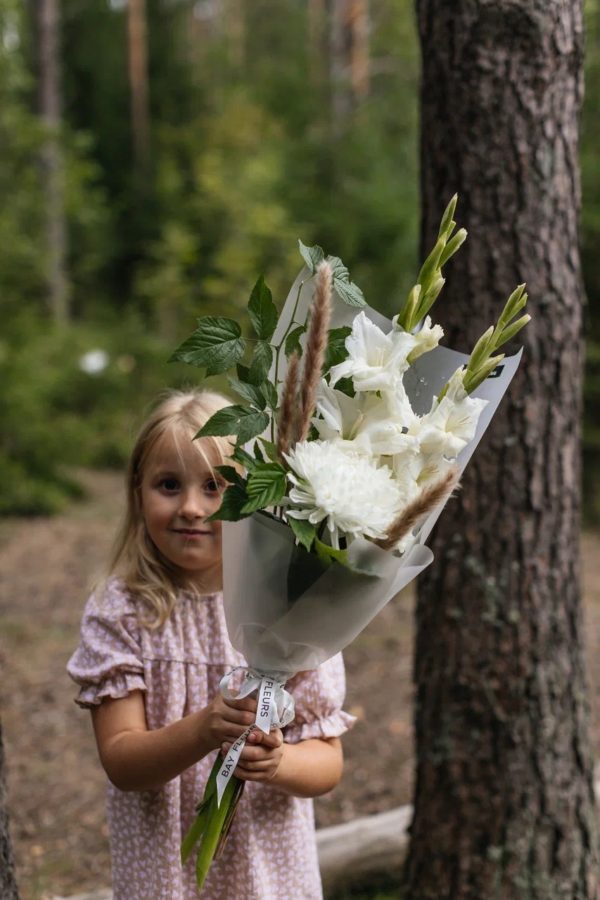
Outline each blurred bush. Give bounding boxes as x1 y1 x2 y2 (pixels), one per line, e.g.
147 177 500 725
0 314 189 514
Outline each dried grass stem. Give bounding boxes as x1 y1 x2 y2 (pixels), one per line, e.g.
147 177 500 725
298 261 332 442
277 351 300 459
376 466 461 551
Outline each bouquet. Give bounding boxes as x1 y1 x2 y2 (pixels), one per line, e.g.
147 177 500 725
172 196 529 887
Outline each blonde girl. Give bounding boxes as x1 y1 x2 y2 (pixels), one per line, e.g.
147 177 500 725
67 389 355 900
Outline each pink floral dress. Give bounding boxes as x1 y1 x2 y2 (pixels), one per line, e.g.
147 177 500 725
67 579 355 900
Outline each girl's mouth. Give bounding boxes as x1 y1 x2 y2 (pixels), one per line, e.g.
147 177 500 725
172 529 211 536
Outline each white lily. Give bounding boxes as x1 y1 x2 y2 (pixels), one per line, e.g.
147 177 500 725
285 440 402 546
329 311 417 393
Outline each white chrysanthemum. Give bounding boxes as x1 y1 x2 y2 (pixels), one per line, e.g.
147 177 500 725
415 367 488 460
329 311 417 393
285 440 403 544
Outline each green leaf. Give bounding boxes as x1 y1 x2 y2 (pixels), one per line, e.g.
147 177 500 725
237 363 251 381
327 255 349 282
169 317 245 375
314 537 350 567
207 483 251 521
241 463 287 513
247 275 278 341
327 255 366 307
323 326 351 372
196 406 269 443
298 239 325 273
287 515 317 552
333 278 366 308
232 445 258 472
257 438 280 463
261 379 278 411
253 440 265 463
226 376 266 410
248 341 273 384
214 465 245 488
284 324 306 358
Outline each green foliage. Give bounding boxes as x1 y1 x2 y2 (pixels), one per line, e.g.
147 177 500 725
0 312 186 514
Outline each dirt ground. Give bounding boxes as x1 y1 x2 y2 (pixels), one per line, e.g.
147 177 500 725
1 470 599 900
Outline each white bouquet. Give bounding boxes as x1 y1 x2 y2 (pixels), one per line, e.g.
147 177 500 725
172 196 529 887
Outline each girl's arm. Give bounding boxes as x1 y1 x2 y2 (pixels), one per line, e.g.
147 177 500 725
91 690 259 792
273 737 343 797
224 729 344 798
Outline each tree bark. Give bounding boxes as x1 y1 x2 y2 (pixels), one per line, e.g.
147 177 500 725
127 0 150 168
0 721 19 899
406 2 598 898
37 0 69 323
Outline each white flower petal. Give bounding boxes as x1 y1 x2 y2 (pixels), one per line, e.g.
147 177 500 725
285 440 402 540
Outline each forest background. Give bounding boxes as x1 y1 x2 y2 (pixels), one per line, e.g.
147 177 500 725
2 0 599 520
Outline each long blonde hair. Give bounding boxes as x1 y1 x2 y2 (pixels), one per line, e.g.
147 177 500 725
108 388 234 628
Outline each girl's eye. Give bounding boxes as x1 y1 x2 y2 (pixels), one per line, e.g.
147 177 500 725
205 478 224 494
160 477 180 492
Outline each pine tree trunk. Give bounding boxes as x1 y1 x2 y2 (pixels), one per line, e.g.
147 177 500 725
0 722 19 900
405 2 598 898
127 0 150 168
38 0 69 323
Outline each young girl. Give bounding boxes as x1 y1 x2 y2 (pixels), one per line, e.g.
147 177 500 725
67 389 355 900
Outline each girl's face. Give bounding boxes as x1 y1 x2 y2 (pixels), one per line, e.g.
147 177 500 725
139 430 226 590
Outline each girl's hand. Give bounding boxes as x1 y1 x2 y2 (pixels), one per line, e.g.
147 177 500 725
201 694 258 750
221 728 284 783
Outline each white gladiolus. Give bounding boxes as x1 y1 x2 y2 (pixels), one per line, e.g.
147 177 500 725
313 382 419 457
415 368 488 461
285 440 403 545
329 311 417 393
402 315 444 361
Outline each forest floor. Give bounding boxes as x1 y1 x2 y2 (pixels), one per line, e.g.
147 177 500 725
1 470 599 900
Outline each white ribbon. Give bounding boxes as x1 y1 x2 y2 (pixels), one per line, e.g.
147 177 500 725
215 668 295 805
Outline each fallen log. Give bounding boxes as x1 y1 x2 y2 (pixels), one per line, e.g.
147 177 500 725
317 804 411 892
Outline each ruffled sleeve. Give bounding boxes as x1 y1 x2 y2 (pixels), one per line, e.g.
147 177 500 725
66 579 146 708
283 653 356 743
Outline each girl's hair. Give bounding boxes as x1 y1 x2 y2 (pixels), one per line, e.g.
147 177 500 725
107 388 234 628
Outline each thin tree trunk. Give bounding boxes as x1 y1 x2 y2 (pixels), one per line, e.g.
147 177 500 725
329 0 370 129
0 721 19 900
348 0 369 102
405 2 598 898
38 0 69 323
127 0 150 168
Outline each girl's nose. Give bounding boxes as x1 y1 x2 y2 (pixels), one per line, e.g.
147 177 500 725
178 488 207 519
